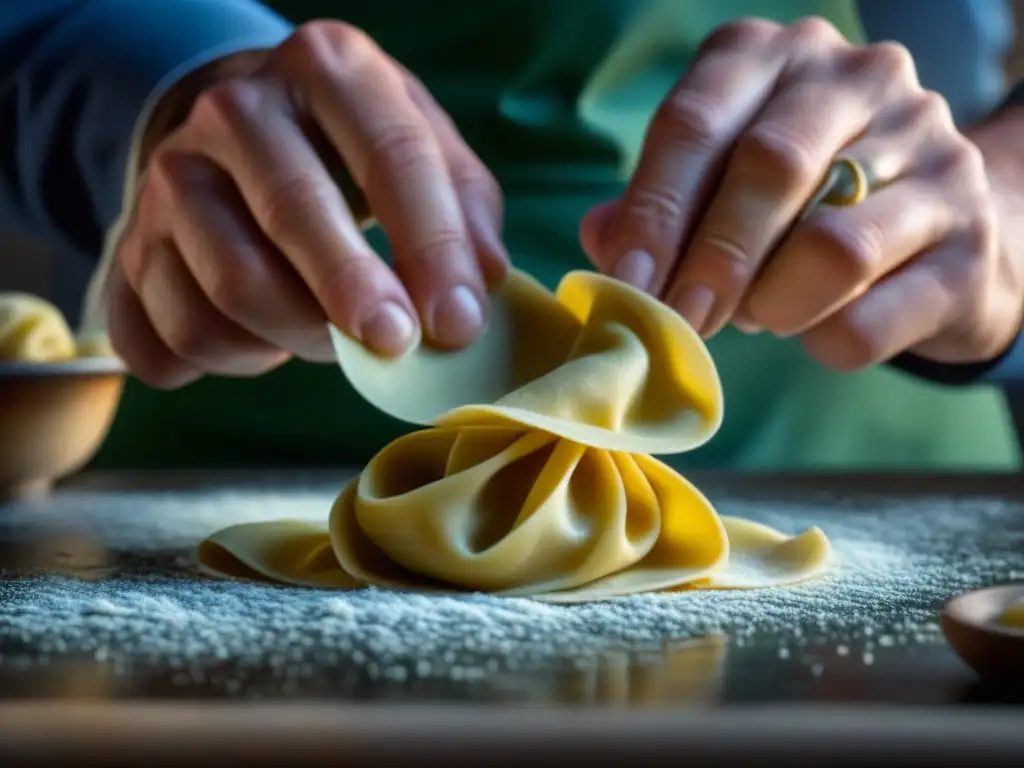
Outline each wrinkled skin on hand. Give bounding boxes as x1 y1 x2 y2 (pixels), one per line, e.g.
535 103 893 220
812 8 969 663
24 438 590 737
581 17 1023 372
108 22 508 389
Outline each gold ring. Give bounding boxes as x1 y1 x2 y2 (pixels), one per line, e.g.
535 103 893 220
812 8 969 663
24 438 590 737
820 156 873 206
798 155 875 221
815 156 872 205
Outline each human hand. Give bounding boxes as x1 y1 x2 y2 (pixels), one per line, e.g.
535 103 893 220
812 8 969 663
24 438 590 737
107 22 507 389
581 18 1022 371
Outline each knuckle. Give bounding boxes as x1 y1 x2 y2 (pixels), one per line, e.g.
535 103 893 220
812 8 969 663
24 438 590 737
858 41 917 82
190 79 265 135
788 16 841 46
702 18 779 52
619 184 689 246
695 233 756 283
734 126 819 190
286 20 339 56
933 137 988 193
802 216 882 283
910 90 953 129
941 137 985 176
256 175 335 243
450 157 501 204
398 229 466 273
364 123 442 185
651 90 722 153
144 150 219 213
284 21 376 76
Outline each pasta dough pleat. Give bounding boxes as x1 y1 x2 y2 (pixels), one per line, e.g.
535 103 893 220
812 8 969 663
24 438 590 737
197 269 832 601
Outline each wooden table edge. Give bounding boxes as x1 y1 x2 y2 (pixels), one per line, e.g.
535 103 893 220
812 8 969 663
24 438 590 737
0 703 1021 764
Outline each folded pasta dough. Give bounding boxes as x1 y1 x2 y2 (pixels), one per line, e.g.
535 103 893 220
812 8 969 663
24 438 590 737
198 269 831 601
0 293 77 362
74 331 116 359
0 292 117 362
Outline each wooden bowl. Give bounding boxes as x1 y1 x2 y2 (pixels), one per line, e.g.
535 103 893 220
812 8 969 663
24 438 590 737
940 584 1024 681
0 358 125 500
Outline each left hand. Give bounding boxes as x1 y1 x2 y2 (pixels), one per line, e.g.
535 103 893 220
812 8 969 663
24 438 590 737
580 17 1021 370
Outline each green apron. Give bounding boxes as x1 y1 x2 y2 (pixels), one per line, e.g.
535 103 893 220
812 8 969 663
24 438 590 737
91 0 1021 471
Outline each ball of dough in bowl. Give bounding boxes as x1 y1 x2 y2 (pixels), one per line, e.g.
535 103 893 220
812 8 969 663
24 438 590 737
0 293 77 362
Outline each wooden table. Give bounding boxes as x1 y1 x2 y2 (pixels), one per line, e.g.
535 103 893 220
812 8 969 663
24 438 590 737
0 470 1022 765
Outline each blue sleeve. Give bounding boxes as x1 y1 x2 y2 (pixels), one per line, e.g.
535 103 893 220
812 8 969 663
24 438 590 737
0 0 293 263
980 328 1024 386
855 0 1012 127
855 0 1024 388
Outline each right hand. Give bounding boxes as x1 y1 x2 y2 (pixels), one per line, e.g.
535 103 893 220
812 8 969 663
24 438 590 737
107 21 508 389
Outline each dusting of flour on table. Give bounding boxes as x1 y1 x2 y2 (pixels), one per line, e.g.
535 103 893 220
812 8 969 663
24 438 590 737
1 486 1022 687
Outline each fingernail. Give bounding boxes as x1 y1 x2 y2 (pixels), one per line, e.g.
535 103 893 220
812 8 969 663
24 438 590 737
431 285 485 348
612 249 655 292
360 301 417 357
733 319 763 335
674 285 716 334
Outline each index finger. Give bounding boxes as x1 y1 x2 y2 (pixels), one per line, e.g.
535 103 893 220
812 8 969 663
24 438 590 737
183 77 420 358
600 30 784 298
282 27 490 350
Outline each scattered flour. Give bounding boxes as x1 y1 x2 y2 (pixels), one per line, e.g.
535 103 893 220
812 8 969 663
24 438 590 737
0 486 1021 687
